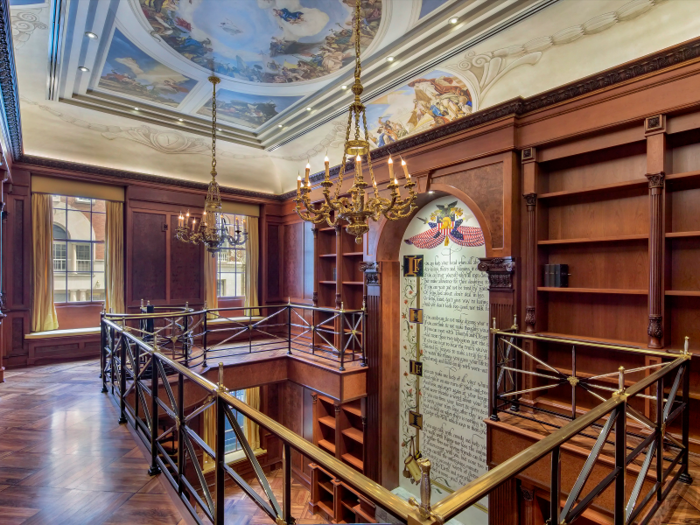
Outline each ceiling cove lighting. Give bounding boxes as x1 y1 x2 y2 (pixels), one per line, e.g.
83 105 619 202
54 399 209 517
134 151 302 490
84 31 98 39
175 76 248 253
294 0 417 243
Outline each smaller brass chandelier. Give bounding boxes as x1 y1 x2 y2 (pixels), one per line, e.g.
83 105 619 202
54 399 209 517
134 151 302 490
294 0 417 243
175 76 248 253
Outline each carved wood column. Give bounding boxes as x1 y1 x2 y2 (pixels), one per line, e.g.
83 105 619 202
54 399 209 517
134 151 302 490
645 115 667 349
312 226 319 307
360 262 380 482
522 148 538 333
334 224 342 309
488 477 518 525
477 257 516 329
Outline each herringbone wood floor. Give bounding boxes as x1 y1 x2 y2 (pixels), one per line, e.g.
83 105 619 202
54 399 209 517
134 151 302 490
0 360 325 525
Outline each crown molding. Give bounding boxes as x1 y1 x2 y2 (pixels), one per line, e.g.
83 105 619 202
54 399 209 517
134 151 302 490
0 0 23 161
17 155 285 202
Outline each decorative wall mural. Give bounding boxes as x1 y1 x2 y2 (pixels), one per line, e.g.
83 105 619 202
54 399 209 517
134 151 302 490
138 0 382 83
197 89 302 128
99 28 197 107
404 201 485 249
365 70 472 147
419 0 452 20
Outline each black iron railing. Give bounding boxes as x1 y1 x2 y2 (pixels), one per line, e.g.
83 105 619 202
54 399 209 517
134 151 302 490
102 302 366 372
100 308 694 525
490 327 693 525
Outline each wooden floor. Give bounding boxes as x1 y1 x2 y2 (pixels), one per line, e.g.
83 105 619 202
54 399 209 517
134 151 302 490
0 360 327 525
0 360 186 525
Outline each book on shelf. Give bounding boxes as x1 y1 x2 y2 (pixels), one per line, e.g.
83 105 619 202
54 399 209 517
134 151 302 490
544 264 569 287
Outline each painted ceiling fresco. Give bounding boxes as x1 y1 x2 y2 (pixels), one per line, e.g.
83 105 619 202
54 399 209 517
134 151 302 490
419 0 452 20
365 70 472 148
99 28 197 107
138 0 383 84
197 89 302 128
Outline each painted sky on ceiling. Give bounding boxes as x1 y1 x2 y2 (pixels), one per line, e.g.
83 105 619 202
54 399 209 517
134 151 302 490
197 89 302 129
365 69 472 148
138 0 382 84
99 29 197 107
419 0 452 20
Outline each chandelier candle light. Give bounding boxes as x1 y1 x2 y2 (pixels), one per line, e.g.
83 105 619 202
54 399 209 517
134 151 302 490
294 0 417 243
175 76 248 253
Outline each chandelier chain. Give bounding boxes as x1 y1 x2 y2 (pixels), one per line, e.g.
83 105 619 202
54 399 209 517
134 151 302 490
211 77 217 175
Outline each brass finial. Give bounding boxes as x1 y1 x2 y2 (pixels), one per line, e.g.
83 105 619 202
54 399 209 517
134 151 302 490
218 362 225 390
684 336 690 357
617 366 625 394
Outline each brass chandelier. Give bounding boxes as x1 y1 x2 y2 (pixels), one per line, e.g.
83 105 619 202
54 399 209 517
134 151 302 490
175 76 248 253
294 0 417 243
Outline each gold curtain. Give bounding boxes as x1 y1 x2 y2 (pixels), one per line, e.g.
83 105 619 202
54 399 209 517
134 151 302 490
204 251 218 319
31 194 59 332
245 387 261 450
105 202 125 313
244 217 259 316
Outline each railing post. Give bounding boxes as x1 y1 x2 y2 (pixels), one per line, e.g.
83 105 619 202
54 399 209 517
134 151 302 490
148 345 161 476
203 309 209 368
571 345 577 420
361 308 367 367
490 319 499 421
680 338 693 484
177 372 185 495
655 375 664 501
183 307 189 367
550 446 561 524
287 304 292 355
215 393 226 524
110 325 116 395
134 343 140 422
339 304 346 371
283 442 293 525
613 405 626 524
100 314 107 392
118 336 127 424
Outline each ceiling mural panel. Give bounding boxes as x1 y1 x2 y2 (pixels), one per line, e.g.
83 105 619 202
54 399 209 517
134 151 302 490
197 89 302 129
137 0 383 84
365 69 473 148
99 28 198 107
418 0 452 20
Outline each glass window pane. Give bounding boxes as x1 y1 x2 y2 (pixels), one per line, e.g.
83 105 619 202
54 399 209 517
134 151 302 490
53 270 67 303
52 208 67 239
93 242 105 272
53 243 67 271
52 195 67 209
71 242 92 272
92 272 105 302
66 270 92 302
66 210 91 242
68 196 91 212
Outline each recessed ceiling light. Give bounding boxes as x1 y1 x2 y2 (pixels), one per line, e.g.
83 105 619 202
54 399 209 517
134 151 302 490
387 56 394 62
449 17 458 24
306 107 312 111
341 85 347 90
278 124 283 128
178 118 183 122
134 107 139 111
428 190 435 194
85 31 98 39
78 66 89 72
217 127 222 131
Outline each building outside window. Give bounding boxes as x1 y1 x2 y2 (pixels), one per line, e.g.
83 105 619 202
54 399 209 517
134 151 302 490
52 195 106 303
224 389 247 453
216 213 246 298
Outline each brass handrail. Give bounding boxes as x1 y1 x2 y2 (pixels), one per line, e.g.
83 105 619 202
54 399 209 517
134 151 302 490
101 317 411 520
492 329 674 358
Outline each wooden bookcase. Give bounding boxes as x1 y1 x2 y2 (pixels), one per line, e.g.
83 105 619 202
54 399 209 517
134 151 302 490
309 463 376 524
313 394 366 472
524 127 700 451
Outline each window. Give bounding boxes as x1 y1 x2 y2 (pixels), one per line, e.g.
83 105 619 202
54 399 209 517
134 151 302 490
52 195 106 303
216 213 247 298
224 390 247 454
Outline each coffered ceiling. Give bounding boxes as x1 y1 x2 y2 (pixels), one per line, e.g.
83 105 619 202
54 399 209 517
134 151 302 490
6 0 700 194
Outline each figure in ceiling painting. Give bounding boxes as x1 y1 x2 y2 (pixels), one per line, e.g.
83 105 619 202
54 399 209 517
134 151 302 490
137 0 383 84
197 89 301 129
365 70 473 148
98 29 197 107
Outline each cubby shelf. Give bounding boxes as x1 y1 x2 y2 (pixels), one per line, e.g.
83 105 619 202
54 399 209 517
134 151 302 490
319 416 336 429
666 290 700 296
538 234 648 245
342 281 364 286
319 281 336 285
666 231 700 238
538 287 648 295
319 253 337 258
343 405 362 417
665 169 700 189
344 252 363 257
341 427 364 444
341 453 363 470
538 178 648 202
318 439 336 454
